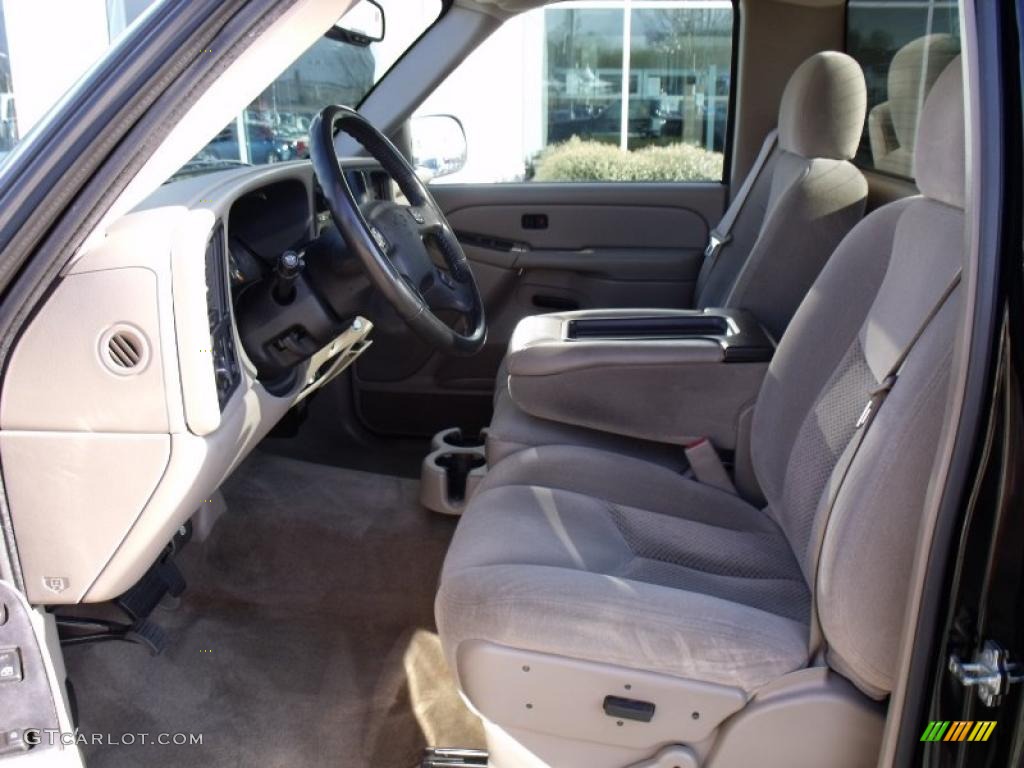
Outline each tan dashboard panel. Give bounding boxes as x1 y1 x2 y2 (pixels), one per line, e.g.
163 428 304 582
1 431 170 604
0 267 169 433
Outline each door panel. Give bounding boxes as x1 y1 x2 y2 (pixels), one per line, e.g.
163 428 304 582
353 182 726 437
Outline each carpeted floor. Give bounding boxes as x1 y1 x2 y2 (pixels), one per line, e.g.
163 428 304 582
63 452 484 768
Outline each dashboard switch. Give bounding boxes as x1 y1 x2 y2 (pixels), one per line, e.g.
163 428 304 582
0 729 30 755
0 648 22 683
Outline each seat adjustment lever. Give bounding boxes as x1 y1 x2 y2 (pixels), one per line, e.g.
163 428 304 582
604 695 656 723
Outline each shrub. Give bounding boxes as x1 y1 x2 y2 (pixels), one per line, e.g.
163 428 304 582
531 137 723 183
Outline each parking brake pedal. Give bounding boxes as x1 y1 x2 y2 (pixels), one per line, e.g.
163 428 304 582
118 559 186 619
125 619 169 654
56 616 168 655
56 534 186 655
421 747 489 767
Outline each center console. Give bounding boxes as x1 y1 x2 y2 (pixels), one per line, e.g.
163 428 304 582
504 308 774 450
419 308 775 516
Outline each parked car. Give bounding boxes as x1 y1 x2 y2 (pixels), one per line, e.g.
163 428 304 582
205 121 295 163
660 102 728 151
276 126 310 159
549 98 668 141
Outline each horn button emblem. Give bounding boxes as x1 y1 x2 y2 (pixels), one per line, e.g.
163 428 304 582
369 225 389 253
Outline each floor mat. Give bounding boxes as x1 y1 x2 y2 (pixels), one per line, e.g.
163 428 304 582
64 452 484 768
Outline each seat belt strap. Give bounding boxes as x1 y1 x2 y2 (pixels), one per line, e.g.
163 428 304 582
684 438 737 495
807 268 962 654
697 129 779 292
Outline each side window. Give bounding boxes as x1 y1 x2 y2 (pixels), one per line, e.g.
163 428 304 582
414 1 734 185
847 0 962 179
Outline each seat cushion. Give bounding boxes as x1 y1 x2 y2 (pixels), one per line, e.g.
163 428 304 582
437 446 810 692
487 370 690 470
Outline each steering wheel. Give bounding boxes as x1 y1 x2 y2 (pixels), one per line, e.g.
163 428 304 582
309 105 486 356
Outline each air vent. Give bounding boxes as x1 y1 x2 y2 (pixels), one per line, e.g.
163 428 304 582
108 332 142 368
99 326 150 375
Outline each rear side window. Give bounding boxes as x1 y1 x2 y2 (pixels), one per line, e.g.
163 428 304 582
846 0 962 180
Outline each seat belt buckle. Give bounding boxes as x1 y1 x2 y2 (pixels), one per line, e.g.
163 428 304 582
855 400 874 429
684 438 737 495
704 231 729 261
856 375 898 429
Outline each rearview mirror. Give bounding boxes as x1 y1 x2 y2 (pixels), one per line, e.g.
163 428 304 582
411 114 467 183
330 0 385 46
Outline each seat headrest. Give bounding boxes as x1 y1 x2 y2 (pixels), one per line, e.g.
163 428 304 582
886 34 960 148
914 57 965 209
778 51 866 160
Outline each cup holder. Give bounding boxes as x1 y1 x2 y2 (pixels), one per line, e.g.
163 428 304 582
421 428 489 516
435 452 486 501
432 427 488 452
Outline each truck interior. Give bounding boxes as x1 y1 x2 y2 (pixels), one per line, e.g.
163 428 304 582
0 0 998 767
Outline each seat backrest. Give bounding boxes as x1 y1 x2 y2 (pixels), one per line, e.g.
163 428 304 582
750 58 965 698
696 51 868 340
868 34 960 177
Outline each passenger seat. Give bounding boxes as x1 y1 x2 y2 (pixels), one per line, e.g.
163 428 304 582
487 51 869 468
438 58 966 768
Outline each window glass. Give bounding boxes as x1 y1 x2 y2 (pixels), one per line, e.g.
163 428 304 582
0 0 165 167
414 1 734 184
847 0 961 179
174 0 441 181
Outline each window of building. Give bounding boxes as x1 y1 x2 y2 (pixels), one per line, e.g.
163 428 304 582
415 1 735 184
847 0 962 179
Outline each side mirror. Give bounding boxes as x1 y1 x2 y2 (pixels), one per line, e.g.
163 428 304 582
410 114 467 183
330 0 385 46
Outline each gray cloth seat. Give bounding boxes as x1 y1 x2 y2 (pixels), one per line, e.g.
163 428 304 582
487 51 869 468
438 59 965 701
440 446 810 690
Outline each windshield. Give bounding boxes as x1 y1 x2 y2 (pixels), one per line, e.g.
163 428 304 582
171 0 441 181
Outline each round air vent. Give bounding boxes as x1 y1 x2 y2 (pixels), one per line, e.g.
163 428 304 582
99 325 150 375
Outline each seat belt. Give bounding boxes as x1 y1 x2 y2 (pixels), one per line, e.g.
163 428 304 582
684 437 737 495
696 129 779 296
806 268 963 655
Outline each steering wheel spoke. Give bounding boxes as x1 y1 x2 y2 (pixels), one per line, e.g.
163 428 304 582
422 267 475 315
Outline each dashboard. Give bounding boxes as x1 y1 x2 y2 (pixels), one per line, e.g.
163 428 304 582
0 159 390 605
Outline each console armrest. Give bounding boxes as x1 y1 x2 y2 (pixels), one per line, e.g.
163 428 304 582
506 309 773 449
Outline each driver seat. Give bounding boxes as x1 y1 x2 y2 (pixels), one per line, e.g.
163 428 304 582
436 59 965 768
